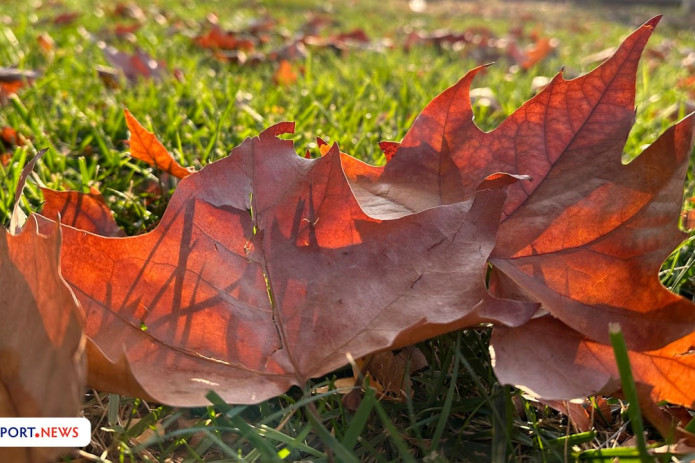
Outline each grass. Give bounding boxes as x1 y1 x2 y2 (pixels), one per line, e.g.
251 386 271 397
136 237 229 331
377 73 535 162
2 0 695 461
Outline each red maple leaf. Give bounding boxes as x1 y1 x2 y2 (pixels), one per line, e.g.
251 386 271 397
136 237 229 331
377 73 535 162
50 124 530 405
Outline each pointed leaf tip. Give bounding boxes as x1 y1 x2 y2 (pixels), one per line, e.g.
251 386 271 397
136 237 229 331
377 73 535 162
645 15 662 29
124 108 193 179
10 149 47 235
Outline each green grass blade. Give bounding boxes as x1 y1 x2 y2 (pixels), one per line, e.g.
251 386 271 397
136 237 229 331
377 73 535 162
430 334 461 450
342 384 376 450
575 446 650 461
306 401 359 463
257 424 324 458
107 394 120 426
206 390 284 462
491 384 512 462
547 430 596 447
609 323 652 463
372 399 418 463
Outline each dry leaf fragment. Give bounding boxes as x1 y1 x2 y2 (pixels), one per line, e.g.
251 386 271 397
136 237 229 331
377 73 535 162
40 187 125 237
358 346 427 398
377 141 399 162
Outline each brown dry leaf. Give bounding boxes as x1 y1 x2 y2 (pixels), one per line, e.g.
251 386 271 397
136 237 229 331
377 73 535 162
51 12 80 26
347 17 695 351
0 216 86 462
359 346 427 398
194 25 256 51
541 397 612 432
491 315 695 409
100 45 165 82
53 123 522 406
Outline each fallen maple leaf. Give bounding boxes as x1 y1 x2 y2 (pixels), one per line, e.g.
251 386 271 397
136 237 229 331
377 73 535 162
0 220 86 463
303 28 372 53
52 123 529 406
1 155 86 461
402 25 553 70
347 17 695 351
100 45 165 82
507 35 557 70
17 14 695 426
194 25 256 51
124 109 193 179
540 397 613 433
490 109 695 350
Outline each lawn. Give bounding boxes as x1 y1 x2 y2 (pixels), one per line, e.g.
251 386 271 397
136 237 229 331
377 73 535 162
2 0 695 461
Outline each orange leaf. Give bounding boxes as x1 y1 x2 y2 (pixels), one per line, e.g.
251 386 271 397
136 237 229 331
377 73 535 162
124 109 193 179
0 126 21 147
0 217 86 461
273 60 298 86
55 123 528 406
346 17 695 350
194 25 255 51
0 68 39 103
40 187 125 237
37 33 55 53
